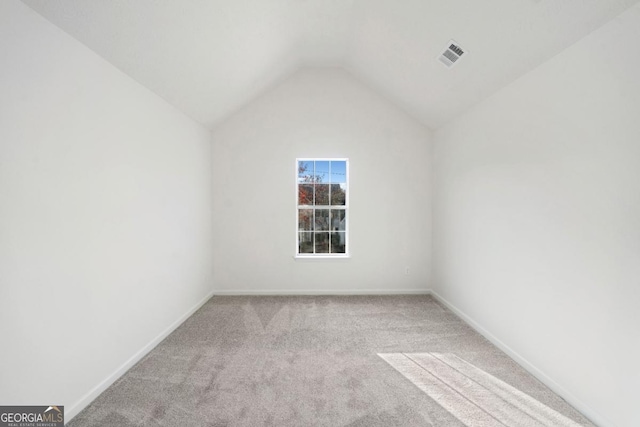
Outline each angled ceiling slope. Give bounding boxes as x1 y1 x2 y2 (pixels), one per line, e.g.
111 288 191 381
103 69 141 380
21 0 640 130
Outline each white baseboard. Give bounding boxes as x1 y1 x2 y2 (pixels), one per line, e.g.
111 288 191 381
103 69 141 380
211 288 432 296
65 290 215 423
429 290 609 427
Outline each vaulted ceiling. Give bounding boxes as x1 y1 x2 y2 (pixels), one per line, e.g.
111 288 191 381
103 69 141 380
22 0 639 129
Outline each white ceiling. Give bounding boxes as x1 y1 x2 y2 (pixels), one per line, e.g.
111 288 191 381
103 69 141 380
21 0 640 130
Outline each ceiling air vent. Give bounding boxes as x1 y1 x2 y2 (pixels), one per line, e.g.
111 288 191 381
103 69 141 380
438 40 465 68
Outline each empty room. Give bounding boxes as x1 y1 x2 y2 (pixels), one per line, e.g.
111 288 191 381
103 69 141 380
1 1 638 426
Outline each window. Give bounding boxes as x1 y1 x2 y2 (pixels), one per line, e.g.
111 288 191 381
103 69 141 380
296 158 348 257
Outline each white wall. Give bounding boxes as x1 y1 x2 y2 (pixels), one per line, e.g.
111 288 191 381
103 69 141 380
433 5 640 427
212 68 432 294
0 1 213 420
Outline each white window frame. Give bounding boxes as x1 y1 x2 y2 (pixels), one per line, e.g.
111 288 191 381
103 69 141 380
295 158 349 258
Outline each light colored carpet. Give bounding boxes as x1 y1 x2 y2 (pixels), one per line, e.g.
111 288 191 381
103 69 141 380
379 353 583 427
67 295 594 426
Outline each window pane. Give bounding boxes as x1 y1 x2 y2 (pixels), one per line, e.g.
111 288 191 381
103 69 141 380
330 161 346 184
331 232 346 253
330 183 346 205
298 209 313 231
298 161 313 183
315 184 329 205
299 232 313 253
315 232 329 253
330 209 345 231
315 209 330 231
315 161 329 183
298 184 313 205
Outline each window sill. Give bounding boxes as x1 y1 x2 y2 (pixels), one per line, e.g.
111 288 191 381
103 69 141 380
294 254 351 260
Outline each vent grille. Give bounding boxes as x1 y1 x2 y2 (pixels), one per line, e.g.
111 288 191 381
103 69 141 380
438 40 465 68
